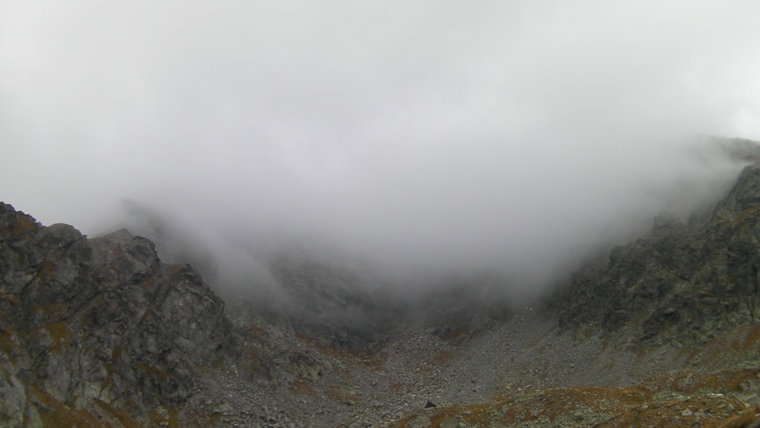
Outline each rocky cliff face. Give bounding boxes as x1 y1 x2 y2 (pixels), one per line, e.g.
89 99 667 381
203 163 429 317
555 162 760 347
0 203 228 427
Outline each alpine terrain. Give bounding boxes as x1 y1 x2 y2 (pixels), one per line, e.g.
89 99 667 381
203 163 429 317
5 138 760 427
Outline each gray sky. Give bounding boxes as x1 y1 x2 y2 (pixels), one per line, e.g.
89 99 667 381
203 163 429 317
2 1 760 287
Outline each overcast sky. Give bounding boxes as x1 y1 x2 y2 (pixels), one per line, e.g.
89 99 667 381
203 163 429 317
2 1 760 287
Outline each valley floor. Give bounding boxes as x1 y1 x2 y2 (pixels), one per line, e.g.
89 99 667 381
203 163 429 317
175 306 760 428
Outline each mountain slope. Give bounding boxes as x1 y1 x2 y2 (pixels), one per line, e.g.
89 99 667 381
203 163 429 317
4 141 760 427
555 163 760 348
0 203 228 426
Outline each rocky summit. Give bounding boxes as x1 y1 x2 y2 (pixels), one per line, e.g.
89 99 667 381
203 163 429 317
5 143 760 427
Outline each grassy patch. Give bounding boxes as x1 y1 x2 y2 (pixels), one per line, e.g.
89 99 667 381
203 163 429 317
291 376 317 396
0 329 18 354
33 302 67 320
719 405 760 428
44 321 70 354
394 366 760 428
30 384 102 428
741 323 760 351
100 346 127 396
326 385 359 405
5 215 38 238
93 398 141 428
734 205 760 225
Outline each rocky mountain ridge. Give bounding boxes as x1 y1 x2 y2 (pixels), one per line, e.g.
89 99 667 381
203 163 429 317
4 139 760 427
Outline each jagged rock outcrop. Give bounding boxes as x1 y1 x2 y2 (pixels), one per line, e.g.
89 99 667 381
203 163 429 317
555 163 760 347
0 203 229 426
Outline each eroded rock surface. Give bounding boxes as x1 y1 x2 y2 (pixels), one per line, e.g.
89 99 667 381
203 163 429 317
0 203 228 426
555 164 760 347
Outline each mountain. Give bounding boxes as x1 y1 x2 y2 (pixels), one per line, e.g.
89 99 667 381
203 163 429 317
0 204 228 426
555 162 760 348
4 138 760 427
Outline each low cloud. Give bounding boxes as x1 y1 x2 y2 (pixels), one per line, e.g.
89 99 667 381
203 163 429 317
2 1 759 296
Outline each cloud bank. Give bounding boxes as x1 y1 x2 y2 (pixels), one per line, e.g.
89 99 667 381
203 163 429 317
2 1 760 292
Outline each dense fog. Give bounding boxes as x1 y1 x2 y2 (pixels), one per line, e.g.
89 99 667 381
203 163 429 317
2 1 760 295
